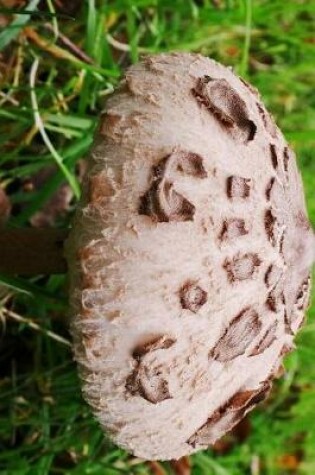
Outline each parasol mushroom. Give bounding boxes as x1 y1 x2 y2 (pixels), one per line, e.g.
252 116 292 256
0 52 314 461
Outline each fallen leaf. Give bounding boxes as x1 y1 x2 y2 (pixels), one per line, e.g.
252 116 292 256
170 456 191 475
0 186 11 225
0 0 26 6
147 461 167 475
276 454 300 470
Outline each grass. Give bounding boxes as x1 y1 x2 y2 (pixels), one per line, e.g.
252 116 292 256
0 0 314 474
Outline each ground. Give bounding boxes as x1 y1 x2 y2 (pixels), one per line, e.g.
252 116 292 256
0 1 314 474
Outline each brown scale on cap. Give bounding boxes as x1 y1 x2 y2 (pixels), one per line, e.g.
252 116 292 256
265 177 275 201
279 231 285 256
264 208 278 246
228 382 272 410
265 288 285 313
126 365 172 404
209 307 262 362
192 76 257 142
99 112 122 137
284 311 295 336
264 264 274 287
226 175 251 199
173 150 208 178
269 144 278 170
295 276 311 311
256 101 278 137
264 263 283 289
239 77 259 97
249 321 278 356
187 381 271 448
88 173 115 204
283 147 290 173
179 281 208 313
219 218 249 241
132 335 176 361
296 211 311 232
139 181 195 222
265 291 278 312
280 343 295 357
186 409 222 448
223 253 261 283
139 150 207 222
126 335 176 404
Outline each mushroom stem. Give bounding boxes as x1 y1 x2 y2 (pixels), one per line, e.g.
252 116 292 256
0 228 68 275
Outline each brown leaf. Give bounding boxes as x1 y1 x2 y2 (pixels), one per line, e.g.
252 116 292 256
212 416 252 455
212 437 233 455
230 415 251 442
170 456 191 475
0 0 25 6
0 14 9 28
0 186 11 225
147 461 167 475
52 0 82 15
276 454 300 470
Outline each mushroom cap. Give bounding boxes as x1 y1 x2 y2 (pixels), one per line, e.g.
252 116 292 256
65 52 314 461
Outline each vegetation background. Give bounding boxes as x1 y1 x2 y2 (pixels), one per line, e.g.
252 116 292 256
0 0 314 474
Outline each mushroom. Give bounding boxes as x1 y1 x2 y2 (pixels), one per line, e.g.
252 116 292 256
0 52 314 461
